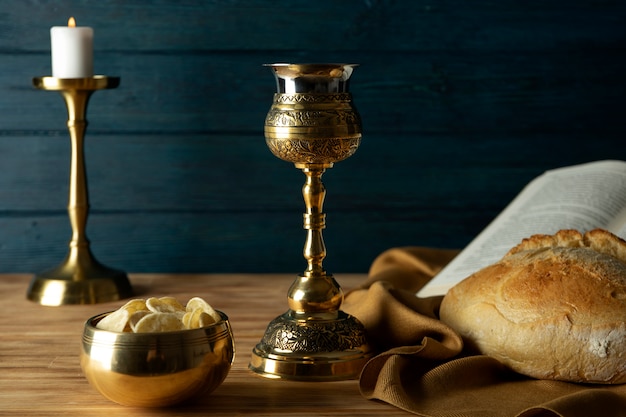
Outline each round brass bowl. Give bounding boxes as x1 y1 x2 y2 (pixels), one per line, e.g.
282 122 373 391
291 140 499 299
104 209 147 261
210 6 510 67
80 310 234 407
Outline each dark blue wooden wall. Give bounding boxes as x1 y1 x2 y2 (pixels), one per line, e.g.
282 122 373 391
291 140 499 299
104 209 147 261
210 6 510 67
1 0 624 274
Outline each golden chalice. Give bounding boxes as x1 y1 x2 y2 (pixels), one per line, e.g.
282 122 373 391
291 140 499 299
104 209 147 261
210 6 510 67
249 63 372 381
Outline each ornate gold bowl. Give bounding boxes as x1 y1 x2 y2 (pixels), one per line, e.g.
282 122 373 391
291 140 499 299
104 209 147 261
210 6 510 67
81 310 234 407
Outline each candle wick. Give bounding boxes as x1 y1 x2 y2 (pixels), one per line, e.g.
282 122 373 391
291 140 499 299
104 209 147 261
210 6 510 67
68 17 76 27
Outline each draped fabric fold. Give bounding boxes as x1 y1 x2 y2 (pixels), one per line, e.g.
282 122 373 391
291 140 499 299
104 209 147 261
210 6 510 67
342 247 626 417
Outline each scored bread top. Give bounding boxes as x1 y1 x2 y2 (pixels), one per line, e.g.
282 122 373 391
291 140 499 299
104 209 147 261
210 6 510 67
499 229 626 325
506 228 626 261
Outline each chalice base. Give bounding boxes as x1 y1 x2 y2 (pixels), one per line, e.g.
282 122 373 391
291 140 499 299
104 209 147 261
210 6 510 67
27 250 132 306
249 310 372 381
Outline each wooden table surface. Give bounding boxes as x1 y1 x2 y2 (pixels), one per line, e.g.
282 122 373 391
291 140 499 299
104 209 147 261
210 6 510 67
0 273 407 416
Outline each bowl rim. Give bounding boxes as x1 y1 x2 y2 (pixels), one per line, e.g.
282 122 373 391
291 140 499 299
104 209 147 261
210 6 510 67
84 309 230 337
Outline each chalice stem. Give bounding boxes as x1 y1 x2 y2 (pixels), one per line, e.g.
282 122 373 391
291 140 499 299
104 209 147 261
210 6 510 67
301 164 330 277
63 90 93 253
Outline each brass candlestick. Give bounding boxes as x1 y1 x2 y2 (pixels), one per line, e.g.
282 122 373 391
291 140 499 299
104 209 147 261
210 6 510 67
249 63 372 381
27 76 132 306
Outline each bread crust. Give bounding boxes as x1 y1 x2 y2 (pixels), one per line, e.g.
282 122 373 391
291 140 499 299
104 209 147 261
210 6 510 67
440 229 626 384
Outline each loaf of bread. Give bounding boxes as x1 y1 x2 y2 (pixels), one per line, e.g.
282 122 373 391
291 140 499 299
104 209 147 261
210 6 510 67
439 228 626 384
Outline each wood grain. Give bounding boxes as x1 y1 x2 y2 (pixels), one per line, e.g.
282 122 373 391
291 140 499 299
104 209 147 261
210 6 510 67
0 273 409 416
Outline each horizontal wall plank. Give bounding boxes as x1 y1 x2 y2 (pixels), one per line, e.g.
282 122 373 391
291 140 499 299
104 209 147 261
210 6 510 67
2 50 625 135
0 132 621 211
0 209 506 274
2 0 624 53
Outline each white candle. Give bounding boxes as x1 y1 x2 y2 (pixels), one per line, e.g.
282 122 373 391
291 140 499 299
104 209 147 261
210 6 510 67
50 17 94 78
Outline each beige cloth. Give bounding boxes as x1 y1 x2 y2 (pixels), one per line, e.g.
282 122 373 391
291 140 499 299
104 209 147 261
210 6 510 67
342 247 626 417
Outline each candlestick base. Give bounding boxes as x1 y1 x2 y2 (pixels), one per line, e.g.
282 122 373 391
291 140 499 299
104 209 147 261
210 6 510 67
27 76 132 306
27 248 133 306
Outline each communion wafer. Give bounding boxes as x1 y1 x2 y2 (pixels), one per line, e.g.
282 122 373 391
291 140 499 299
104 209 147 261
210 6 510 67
186 296 221 323
128 310 151 332
95 307 130 332
133 312 186 333
95 298 147 332
146 296 185 313
96 296 220 333
184 308 216 329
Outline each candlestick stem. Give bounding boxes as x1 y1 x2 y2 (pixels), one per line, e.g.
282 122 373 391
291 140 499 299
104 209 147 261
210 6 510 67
27 76 132 306
66 89 90 253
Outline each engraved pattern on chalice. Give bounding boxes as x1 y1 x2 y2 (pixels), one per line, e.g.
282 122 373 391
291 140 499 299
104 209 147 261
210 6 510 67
266 136 361 165
261 315 370 353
